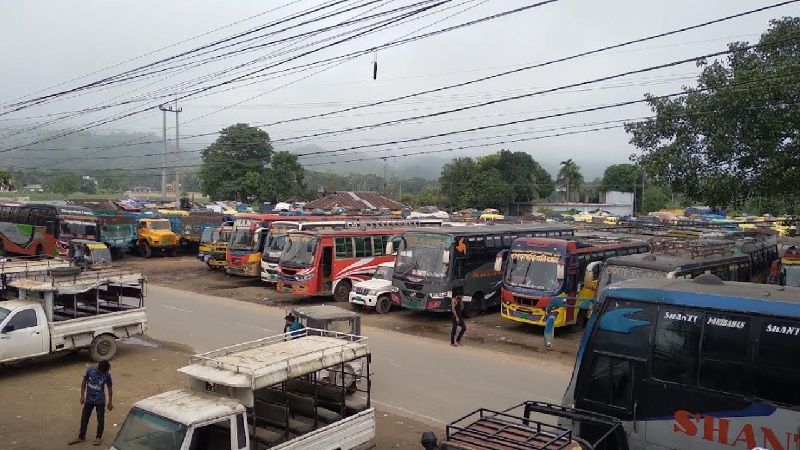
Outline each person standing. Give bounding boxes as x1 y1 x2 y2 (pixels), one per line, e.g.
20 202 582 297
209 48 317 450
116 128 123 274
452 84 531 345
450 294 466 347
69 360 113 446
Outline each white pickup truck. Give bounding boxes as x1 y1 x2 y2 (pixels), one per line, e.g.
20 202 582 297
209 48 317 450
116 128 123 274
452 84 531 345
348 262 394 314
0 268 148 364
112 329 374 450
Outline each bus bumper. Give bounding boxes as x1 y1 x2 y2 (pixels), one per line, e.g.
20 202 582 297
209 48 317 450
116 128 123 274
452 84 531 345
391 292 449 312
227 261 260 277
276 280 310 295
501 301 563 327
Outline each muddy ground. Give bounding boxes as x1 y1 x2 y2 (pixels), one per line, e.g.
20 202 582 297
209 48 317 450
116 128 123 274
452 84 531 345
0 340 438 450
120 255 581 369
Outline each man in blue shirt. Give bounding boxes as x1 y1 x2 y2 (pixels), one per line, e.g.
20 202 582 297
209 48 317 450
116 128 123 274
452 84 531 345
284 314 305 339
69 360 113 446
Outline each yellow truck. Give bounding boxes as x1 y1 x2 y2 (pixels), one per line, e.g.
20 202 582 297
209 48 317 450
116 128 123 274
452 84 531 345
134 218 179 258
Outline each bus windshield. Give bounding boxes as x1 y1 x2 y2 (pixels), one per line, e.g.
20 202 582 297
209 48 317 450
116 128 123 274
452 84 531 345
113 408 187 450
784 265 800 287
262 233 287 262
396 233 450 279
229 228 253 250
504 251 562 292
200 228 219 244
597 264 666 294
280 235 318 268
60 219 98 239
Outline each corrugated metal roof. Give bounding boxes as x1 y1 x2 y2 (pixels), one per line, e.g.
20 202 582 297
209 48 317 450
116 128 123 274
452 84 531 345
67 198 120 212
133 389 244 425
304 191 407 211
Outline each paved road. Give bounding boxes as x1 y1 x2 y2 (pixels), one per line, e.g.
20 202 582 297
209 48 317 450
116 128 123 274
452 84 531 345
144 285 570 425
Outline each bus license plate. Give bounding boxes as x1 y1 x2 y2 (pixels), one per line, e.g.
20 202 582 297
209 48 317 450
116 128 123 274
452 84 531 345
406 300 418 308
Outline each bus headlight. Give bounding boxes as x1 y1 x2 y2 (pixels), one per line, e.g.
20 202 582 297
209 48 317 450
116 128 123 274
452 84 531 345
391 286 399 293
296 273 314 282
429 291 451 299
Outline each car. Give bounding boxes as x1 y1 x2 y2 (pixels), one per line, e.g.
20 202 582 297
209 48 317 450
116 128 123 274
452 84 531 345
349 262 394 314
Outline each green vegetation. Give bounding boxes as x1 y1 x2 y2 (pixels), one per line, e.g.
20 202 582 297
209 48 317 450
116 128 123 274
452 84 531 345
556 159 584 202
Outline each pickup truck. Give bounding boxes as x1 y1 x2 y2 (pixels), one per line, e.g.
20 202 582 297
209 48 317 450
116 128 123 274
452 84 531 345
111 329 374 450
349 262 394 314
1 268 148 364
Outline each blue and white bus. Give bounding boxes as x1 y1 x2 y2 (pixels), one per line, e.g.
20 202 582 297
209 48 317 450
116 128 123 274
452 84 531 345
550 275 800 450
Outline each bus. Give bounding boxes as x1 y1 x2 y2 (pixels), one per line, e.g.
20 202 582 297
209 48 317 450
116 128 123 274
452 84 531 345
594 239 756 300
0 203 98 257
226 213 295 276
541 276 800 450
198 222 232 270
261 219 444 283
276 228 406 302
771 244 800 287
390 224 575 317
498 237 649 330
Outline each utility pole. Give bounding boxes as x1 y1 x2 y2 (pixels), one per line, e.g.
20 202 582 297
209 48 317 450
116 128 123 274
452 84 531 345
174 103 182 203
382 157 388 196
159 103 182 203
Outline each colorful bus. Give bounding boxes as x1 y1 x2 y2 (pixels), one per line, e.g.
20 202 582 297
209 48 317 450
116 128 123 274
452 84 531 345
540 276 800 450
276 229 406 301
226 213 289 276
0 203 98 257
261 219 443 283
390 224 575 316
498 237 649 330
595 239 754 298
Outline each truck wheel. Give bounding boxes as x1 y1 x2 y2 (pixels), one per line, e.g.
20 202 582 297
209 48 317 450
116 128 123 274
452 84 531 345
333 280 352 303
168 247 178 257
375 295 392 314
90 334 117 362
138 241 152 259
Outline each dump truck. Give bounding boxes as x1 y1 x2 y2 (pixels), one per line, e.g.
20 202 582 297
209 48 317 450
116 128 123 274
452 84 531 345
133 217 180 258
111 329 374 450
98 215 136 259
161 210 223 250
1 267 147 364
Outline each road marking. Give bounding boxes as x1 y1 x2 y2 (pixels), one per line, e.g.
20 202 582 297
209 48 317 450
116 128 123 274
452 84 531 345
355 396 446 426
162 305 192 313
235 322 276 332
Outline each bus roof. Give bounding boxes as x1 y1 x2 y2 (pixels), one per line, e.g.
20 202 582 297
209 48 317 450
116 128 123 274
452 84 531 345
401 224 575 236
288 228 407 237
510 236 648 252
604 277 800 316
604 251 749 272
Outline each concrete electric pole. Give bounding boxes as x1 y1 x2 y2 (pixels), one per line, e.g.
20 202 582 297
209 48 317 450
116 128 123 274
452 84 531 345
158 103 182 203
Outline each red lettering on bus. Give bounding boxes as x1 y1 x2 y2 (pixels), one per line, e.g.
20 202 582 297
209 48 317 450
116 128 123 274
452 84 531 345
673 410 700 436
730 424 756 449
702 416 730 445
673 411 800 449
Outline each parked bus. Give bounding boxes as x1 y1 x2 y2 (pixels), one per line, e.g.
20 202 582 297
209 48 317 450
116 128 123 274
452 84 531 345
770 244 800 287
540 276 800 450
276 229 406 302
594 239 754 299
0 203 98 257
261 219 443 283
198 223 232 270
390 224 575 317
497 237 649 330
225 213 288 276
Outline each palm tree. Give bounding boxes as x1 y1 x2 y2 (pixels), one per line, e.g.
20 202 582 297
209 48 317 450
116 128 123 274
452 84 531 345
557 159 584 202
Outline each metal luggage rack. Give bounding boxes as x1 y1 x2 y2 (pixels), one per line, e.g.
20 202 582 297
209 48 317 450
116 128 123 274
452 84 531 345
650 238 734 258
445 407 577 450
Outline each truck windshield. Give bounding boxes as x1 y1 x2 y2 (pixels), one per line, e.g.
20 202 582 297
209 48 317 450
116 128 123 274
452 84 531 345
784 265 800 287
0 306 9 323
149 222 172 230
597 264 666 294
229 228 253 250
280 235 318 268
262 233 286 262
395 233 450 279
373 266 393 280
113 408 187 450
504 252 562 292
200 228 219 244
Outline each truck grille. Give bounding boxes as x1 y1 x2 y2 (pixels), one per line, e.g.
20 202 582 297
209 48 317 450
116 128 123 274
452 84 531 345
405 282 424 290
355 287 370 295
403 290 425 300
513 296 536 307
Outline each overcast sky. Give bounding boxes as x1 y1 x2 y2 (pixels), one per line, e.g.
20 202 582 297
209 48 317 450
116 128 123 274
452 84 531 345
0 0 795 178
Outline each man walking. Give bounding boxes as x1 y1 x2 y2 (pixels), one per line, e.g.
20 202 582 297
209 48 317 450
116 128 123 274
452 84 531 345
69 360 113 446
450 294 466 347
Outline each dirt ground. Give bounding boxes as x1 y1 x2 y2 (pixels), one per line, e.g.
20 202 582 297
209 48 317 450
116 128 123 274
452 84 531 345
0 339 439 450
120 255 581 368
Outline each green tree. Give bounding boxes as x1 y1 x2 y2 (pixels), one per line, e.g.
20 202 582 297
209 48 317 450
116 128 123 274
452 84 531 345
98 175 129 193
438 157 476 210
625 18 800 208
600 164 643 211
0 170 13 191
478 150 553 201
556 159 584 202
79 178 97 195
200 124 273 202
641 185 671 213
46 175 81 196
461 168 515 211
269 151 305 201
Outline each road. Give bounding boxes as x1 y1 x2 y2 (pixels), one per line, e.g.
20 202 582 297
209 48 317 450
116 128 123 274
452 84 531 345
144 285 570 425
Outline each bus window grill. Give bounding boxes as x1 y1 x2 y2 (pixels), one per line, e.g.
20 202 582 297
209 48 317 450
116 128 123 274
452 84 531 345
650 238 734 258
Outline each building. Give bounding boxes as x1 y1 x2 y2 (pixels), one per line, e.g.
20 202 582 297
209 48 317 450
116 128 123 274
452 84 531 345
22 184 44 192
303 191 407 212
508 190 635 217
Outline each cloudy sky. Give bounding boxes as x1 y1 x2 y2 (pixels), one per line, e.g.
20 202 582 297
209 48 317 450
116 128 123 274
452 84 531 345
0 0 795 178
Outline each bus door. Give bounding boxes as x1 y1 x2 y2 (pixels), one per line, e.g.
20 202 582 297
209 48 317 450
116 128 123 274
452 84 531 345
572 299 654 449
321 245 333 293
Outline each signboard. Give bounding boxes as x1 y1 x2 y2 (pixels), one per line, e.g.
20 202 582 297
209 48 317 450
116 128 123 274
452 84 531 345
510 251 560 264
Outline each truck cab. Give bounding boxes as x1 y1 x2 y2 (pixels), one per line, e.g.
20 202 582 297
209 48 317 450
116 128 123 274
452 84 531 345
349 262 394 314
136 218 179 258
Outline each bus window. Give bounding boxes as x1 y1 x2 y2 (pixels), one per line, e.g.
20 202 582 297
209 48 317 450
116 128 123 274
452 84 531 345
652 308 702 386
372 236 385 256
335 237 354 259
354 237 372 258
755 318 800 406
502 235 512 246
593 299 654 359
699 313 750 394
580 356 632 410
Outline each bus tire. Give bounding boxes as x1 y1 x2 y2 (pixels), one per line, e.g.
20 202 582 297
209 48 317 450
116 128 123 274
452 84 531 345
138 241 152 259
35 244 44 256
465 293 483 318
333 280 352 302
90 334 117 362
375 295 392 314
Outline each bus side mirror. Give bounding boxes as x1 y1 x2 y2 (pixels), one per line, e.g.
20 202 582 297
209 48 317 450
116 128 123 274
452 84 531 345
544 314 555 349
494 250 508 272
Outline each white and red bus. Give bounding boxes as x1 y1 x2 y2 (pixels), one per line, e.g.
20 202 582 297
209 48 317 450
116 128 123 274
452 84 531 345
276 229 406 302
